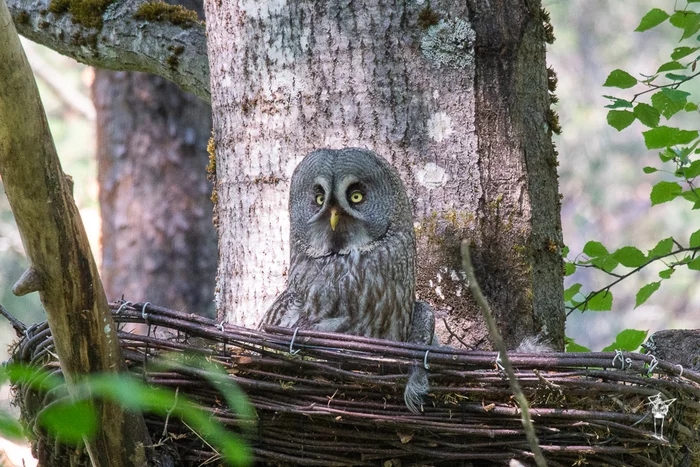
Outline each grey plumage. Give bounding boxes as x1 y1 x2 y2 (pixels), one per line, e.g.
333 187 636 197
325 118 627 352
262 148 416 341
260 148 434 412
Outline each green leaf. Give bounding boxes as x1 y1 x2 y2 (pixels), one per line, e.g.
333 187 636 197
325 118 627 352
688 257 700 270
591 255 619 273
650 181 683 205
686 102 699 112
564 262 576 276
659 148 677 162
643 126 698 149
657 61 685 73
633 103 660 128
643 166 658 173
682 160 700 178
564 283 582 302
682 13 700 39
680 190 700 202
662 88 691 102
690 229 700 248
583 241 608 257
659 268 675 279
636 8 670 31
85 373 253 466
670 10 696 29
666 73 689 81
604 96 634 109
587 291 613 311
562 246 570 257
612 246 647 267
607 110 636 131
0 412 25 441
602 329 648 352
649 237 674 258
37 399 98 444
635 281 661 308
651 91 686 119
564 336 591 353
603 69 637 89
671 46 699 60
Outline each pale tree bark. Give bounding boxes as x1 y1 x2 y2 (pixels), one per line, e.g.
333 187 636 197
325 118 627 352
94 0 216 316
206 1 565 349
0 0 151 464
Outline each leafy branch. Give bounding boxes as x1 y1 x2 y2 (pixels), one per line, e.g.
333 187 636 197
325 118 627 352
630 70 700 103
565 243 700 317
565 1 700 353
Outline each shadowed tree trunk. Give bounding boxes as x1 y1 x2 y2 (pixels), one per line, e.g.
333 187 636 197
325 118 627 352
207 0 565 349
93 0 216 316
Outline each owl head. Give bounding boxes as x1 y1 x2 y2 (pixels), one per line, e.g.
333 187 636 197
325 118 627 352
289 148 413 258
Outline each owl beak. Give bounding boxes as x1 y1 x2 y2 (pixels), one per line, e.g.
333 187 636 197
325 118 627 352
329 208 340 231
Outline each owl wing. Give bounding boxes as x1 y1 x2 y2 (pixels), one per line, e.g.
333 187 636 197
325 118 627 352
259 288 302 329
407 300 436 345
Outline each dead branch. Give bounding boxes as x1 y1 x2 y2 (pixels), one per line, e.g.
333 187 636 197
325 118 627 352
0 2 151 465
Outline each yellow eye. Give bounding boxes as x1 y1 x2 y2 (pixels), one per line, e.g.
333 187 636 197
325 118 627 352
315 194 325 205
349 191 364 204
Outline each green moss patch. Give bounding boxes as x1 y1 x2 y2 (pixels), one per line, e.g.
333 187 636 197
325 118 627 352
14 10 30 25
48 0 113 28
133 1 199 28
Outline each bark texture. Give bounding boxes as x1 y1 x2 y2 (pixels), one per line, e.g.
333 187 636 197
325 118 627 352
206 0 564 349
7 0 209 101
94 0 216 316
0 1 151 464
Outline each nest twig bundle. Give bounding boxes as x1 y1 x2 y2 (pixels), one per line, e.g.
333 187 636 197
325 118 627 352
10 301 700 466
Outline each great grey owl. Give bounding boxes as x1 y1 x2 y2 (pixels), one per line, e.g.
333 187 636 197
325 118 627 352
260 148 434 411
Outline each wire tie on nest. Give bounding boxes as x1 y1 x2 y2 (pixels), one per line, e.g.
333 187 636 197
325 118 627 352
495 351 505 372
642 335 656 353
141 302 151 321
289 327 301 355
116 301 132 314
646 355 659 376
423 350 430 370
613 349 626 370
216 321 226 332
677 364 684 378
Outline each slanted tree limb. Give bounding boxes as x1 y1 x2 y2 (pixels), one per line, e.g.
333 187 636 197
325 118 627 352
6 0 210 102
0 1 151 465
461 241 548 467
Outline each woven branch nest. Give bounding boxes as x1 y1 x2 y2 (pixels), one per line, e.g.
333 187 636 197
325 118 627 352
10 301 700 467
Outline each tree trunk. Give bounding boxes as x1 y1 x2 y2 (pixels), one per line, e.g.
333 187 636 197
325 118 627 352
206 0 564 349
93 0 216 316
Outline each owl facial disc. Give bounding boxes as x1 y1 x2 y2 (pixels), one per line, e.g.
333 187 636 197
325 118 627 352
289 148 411 258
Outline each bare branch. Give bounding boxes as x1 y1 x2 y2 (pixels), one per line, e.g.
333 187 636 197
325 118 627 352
7 0 210 102
461 241 548 467
0 1 152 464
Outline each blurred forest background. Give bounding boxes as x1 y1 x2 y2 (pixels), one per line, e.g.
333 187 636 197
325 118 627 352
0 0 698 363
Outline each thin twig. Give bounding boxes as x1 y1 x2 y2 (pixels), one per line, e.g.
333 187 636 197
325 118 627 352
630 70 700 104
0 303 27 335
460 240 548 467
441 317 473 349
